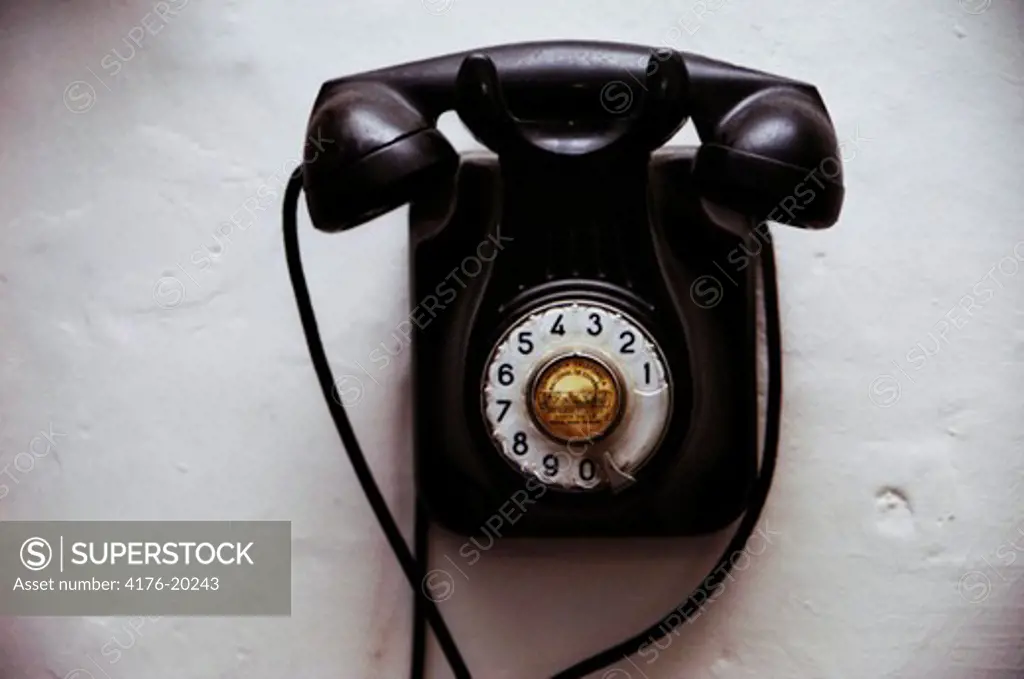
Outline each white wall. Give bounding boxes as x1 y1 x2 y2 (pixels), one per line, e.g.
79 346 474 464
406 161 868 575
1 0 1022 677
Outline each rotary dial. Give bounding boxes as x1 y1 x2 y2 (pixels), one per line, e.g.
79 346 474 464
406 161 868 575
482 300 671 491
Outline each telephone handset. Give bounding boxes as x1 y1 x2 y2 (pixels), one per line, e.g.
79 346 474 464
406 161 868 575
284 41 843 679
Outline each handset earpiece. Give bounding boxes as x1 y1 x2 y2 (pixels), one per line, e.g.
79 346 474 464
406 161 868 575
301 82 458 232
693 87 845 229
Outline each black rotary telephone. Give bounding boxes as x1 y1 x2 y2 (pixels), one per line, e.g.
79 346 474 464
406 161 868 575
283 41 844 679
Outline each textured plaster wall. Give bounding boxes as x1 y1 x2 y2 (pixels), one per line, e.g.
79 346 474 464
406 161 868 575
1 0 1022 677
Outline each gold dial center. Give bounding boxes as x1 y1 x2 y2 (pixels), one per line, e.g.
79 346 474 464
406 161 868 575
529 354 623 443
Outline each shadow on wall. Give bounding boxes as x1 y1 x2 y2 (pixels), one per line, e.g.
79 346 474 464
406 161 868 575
0 616 59 679
0 1 192 675
0 0 195 117
973 0 1024 86
914 577 1024 678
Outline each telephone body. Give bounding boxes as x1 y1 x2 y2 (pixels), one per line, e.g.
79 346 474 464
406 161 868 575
299 41 844 539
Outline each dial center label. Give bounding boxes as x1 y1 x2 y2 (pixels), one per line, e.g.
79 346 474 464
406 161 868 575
530 355 622 442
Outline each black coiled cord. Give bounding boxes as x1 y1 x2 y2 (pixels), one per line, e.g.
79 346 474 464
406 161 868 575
283 166 783 679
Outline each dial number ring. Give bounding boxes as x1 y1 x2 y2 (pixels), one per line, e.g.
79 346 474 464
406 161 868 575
482 300 671 491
